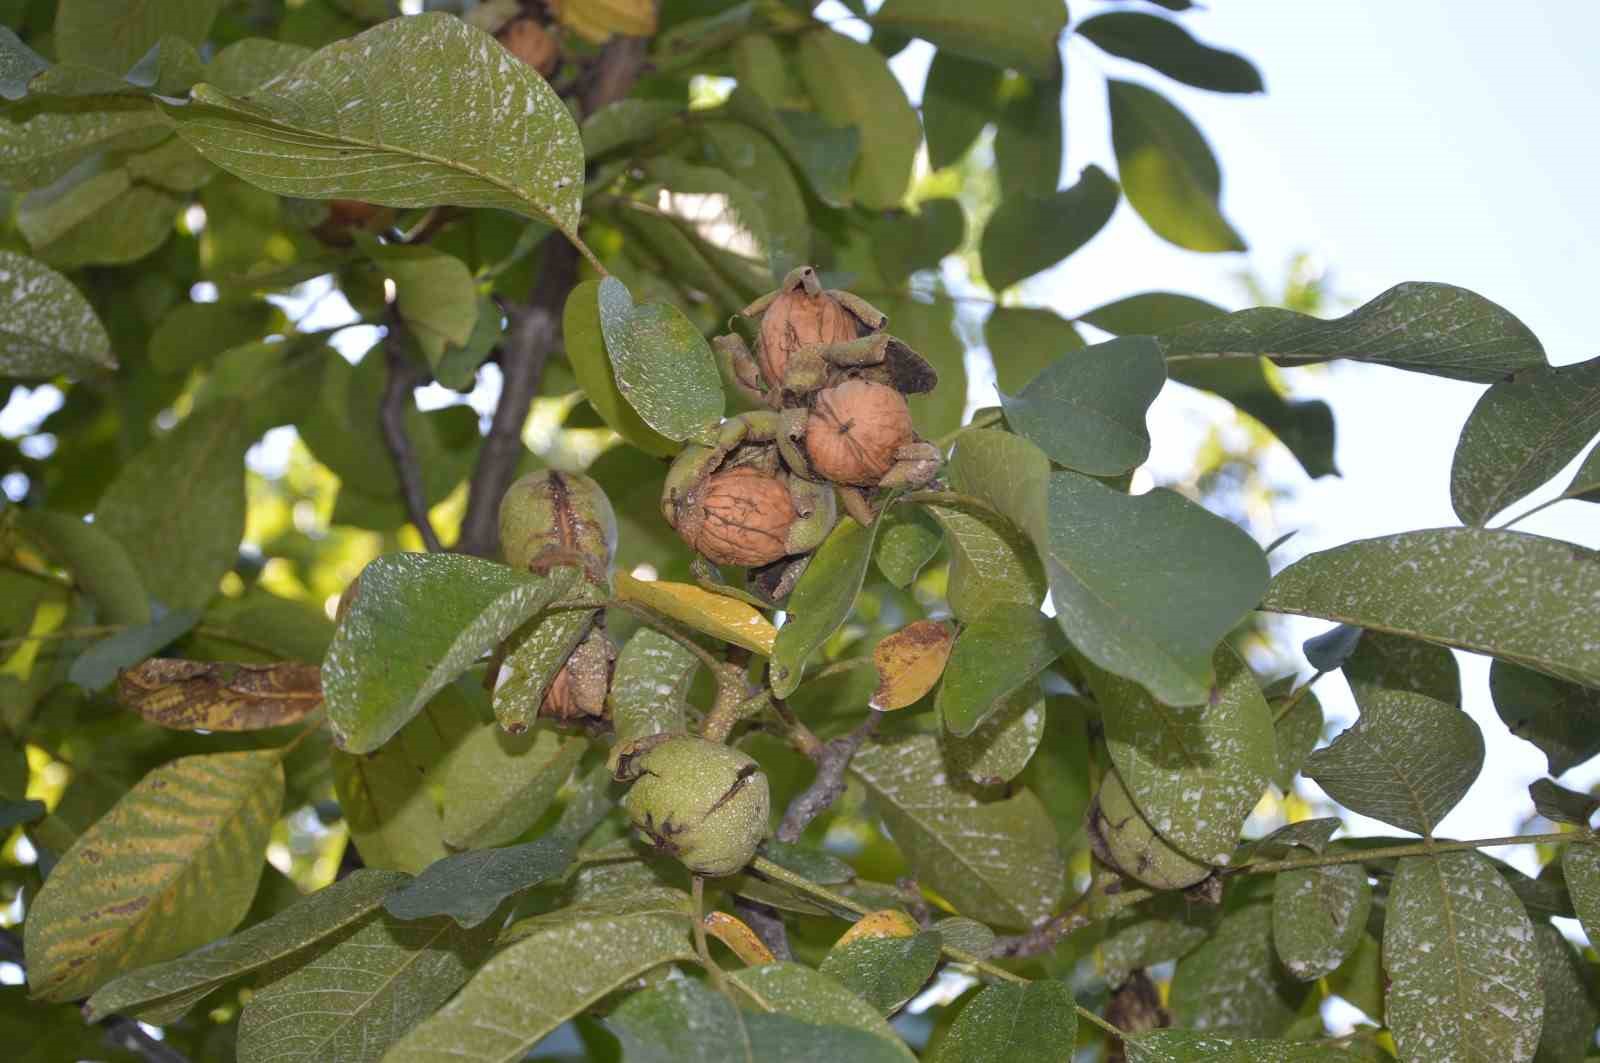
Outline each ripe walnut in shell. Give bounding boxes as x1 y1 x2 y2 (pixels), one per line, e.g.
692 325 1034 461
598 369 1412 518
677 466 797 568
805 379 919 487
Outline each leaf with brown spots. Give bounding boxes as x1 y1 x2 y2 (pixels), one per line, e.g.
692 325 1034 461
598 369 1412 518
702 910 776 966
870 620 953 711
117 658 323 731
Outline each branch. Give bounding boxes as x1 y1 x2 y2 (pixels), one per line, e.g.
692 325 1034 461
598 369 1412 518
776 711 881 843
1229 827 1598 877
989 896 1093 959
379 326 443 552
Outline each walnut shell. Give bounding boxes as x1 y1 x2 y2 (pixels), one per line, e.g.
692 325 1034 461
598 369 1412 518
677 466 797 567
759 287 860 389
804 379 914 486
497 17 559 76
541 627 616 726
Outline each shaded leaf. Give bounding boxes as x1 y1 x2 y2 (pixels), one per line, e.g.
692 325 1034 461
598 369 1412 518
729 962 915 1059
117 658 323 731
1491 660 1600 775
1344 629 1461 706
582 98 681 159
174 14 583 234
437 725 587 850
984 306 1084 396
610 627 699 743
490 609 592 735
1079 13 1263 93
794 30 919 209
383 835 574 928
1305 688 1482 836
1273 862 1370 981
1162 282 1545 384
820 931 942 1014
723 86 859 209
73 610 202 692
0 27 47 100
1450 357 1600 525
873 199 965 286
384 911 695 1062
1268 684 1324 792
323 553 580 753
1262 529 1600 689
936 603 1064 735
367 242 477 368
931 980 1077 1062
10 509 148 626
1169 356 1338 479
993 70 1063 197
1109 79 1245 252
1101 892 1220 984
1000 334 1166 475
24 750 283 1001
614 570 776 656
1384 851 1542 1063
56 0 220 75
941 683 1045 785
1088 766 1212 890
0 250 116 377
207 38 313 95
873 505 942 589
564 280 677 457
982 166 1119 292
1529 779 1599 826
149 299 278 374
922 498 1046 622
597 274 724 444
1533 923 1595 1063
873 0 1065 77
85 869 406 1024
1090 645 1276 864
1126 1030 1360 1061
1565 844 1600 945
922 50 1002 170
1171 902 1309 1036
871 619 954 711
771 515 881 698
851 734 1063 928
1022 696 1092 853
1082 291 1225 335
237 908 498 1063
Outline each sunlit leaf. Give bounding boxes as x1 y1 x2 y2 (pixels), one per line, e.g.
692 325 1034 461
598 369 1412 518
614 570 776 656
794 30 919 209
931 980 1077 1063
729 962 915 1059
870 619 954 711
819 931 941 1014
1000 334 1165 475
598 275 724 444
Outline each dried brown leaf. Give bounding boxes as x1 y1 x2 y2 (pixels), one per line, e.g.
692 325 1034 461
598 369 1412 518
118 659 323 731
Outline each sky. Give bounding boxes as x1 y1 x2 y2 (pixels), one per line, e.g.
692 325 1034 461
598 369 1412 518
887 1 1600 856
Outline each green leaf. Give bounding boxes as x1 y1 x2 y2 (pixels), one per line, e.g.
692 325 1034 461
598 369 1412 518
1491 660 1600 775
1344 630 1461 706
984 307 1084 396
95 401 251 611
563 280 677 457
1109 79 1245 252
597 275 724 444
1558 442 1600 503
490 610 592 735
85 869 407 1024
1169 356 1338 479
0 98 171 193
367 243 478 369
932 980 1076 1062
1000 334 1166 474
1450 357 1600 525
1089 766 1212 889
982 166 1117 293
1082 291 1226 335
1090 645 1276 864
1304 687 1482 836
820 931 942 1014
173 14 584 235
237 908 498 1063
1125 1029 1361 1061
383 835 574 929
206 38 313 96
922 498 1046 622
323 553 580 753
795 30 920 209
23 750 283 1002
1045 470 1269 705
922 51 1002 170
936 603 1065 736
1269 683 1323 791
610 627 699 744
696 121 811 280
873 199 965 286
1021 696 1092 853
771 515 881 698
1262 528 1600 689
581 98 681 159
1528 779 1599 827
0 250 115 377
1273 862 1371 982
993 71 1063 197
10 509 148 625
436 725 587 850
26 176 182 269
874 505 942 588
67 607 199 691
1101 892 1219 984
942 683 1046 784
723 86 859 209
1533 923 1596 1063
383 911 695 1062
1385 852 1542 1063
0 27 47 100
1170 901 1310 1037
149 299 279 374
56 0 220 75
1079 13 1263 93
1563 844 1600 952
1163 282 1547 384
851 734 1064 928
877 292 968 440
728 962 916 1059
873 0 1065 77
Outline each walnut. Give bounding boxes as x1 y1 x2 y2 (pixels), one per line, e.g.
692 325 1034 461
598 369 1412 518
758 284 862 393
541 626 616 727
496 17 559 77
804 379 915 486
676 466 798 568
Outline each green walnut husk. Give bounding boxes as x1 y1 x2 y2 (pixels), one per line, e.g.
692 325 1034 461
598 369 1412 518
617 734 770 876
499 469 618 582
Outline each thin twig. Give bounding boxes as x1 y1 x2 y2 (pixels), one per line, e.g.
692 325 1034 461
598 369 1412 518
777 711 881 843
379 325 443 552
989 894 1094 959
1272 669 1328 725
1229 827 1597 877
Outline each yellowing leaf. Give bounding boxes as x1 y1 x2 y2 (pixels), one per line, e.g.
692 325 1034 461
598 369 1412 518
24 750 284 1001
117 659 323 732
836 909 919 947
870 620 953 711
614 570 775 656
702 910 776 966
559 0 657 44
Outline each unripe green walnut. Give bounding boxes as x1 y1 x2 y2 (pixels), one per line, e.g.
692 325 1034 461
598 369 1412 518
499 470 618 582
619 735 770 876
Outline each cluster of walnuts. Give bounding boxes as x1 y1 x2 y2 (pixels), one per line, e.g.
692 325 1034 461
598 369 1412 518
663 267 943 600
